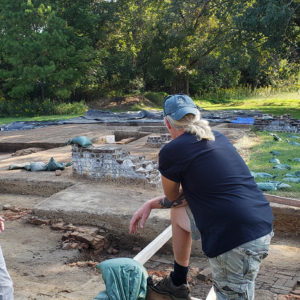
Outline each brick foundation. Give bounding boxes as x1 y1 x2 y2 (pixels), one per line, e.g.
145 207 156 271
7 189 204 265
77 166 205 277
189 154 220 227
72 145 161 187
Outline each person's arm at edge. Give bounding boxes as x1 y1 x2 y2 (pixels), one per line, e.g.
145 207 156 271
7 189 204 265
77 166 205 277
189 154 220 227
0 216 5 233
129 175 187 234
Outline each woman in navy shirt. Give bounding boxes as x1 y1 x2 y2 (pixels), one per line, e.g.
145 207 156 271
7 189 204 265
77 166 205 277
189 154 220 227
130 94 273 300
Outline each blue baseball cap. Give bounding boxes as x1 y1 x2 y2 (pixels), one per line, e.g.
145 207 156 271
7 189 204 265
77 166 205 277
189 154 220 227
163 94 198 121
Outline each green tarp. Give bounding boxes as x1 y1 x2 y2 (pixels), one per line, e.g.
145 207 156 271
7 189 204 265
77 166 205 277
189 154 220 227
67 136 93 148
96 258 148 300
8 157 72 172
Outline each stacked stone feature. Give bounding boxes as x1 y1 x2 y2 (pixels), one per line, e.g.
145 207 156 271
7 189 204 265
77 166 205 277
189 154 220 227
72 144 161 187
254 114 300 133
146 134 172 148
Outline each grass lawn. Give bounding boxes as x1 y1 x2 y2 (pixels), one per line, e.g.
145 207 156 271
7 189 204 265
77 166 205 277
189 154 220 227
194 92 300 119
0 114 82 125
246 131 300 199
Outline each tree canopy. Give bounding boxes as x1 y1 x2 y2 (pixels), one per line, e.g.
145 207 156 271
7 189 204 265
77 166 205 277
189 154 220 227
0 0 298 102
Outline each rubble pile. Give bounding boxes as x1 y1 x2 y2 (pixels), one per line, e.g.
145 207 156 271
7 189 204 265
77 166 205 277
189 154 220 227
146 134 172 148
254 115 300 133
72 145 161 187
2 205 32 221
28 217 110 254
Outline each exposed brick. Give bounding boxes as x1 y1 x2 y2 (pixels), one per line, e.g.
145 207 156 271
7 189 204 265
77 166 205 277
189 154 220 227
275 278 289 287
275 274 294 280
72 145 161 187
284 279 297 289
271 288 290 295
261 283 272 290
257 276 276 284
277 271 298 277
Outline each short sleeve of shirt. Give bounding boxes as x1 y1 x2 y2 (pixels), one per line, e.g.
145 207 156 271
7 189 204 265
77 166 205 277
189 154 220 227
158 144 182 183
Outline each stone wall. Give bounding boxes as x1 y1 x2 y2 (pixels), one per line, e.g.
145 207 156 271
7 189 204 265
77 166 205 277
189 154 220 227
72 145 161 187
254 115 300 133
146 134 171 148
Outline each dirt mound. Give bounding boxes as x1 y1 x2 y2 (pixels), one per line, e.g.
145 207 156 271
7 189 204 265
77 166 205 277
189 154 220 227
87 95 154 111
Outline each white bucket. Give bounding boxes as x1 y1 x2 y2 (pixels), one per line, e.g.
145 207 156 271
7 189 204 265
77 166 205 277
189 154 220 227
105 135 115 144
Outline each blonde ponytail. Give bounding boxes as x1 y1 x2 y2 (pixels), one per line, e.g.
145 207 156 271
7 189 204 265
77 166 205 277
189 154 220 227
166 110 215 141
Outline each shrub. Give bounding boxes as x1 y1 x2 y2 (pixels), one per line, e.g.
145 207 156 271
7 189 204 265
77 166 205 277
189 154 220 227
144 91 167 106
0 98 87 117
196 85 299 103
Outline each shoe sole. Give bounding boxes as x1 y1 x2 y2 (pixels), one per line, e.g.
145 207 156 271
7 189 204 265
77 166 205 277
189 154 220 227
149 287 191 300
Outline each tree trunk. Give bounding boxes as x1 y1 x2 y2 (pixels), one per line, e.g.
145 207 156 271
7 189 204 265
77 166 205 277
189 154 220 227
185 75 189 95
39 80 45 102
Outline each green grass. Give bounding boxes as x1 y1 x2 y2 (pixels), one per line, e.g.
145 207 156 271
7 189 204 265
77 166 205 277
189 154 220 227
194 92 300 119
123 92 300 119
247 131 300 198
0 114 83 125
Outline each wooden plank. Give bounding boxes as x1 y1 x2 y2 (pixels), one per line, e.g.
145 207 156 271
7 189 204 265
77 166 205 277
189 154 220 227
134 225 172 265
205 287 216 300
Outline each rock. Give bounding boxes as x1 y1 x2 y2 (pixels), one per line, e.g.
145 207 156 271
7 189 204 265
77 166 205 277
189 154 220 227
78 243 89 250
11 147 44 157
74 233 94 245
112 248 119 255
76 261 87 267
106 247 119 255
76 226 99 236
132 246 142 253
122 159 134 167
87 261 97 267
197 267 212 281
55 170 62 176
51 222 65 231
145 164 154 171
28 217 50 226
2 204 12 210
70 242 78 249
106 247 114 254
62 242 72 250
9 206 22 212
255 290 276 300
292 290 300 296
62 232 71 241
65 224 77 231
91 236 107 250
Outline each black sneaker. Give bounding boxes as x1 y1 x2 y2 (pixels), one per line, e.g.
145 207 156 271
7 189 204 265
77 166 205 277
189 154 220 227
148 276 192 300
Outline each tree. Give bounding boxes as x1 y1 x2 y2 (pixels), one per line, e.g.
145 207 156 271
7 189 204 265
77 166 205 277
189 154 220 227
0 0 93 101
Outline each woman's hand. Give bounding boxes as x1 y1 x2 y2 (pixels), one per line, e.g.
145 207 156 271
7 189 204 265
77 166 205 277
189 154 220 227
129 201 152 234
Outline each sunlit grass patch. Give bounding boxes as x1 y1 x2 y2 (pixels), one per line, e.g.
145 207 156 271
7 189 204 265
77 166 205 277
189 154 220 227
195 92 300 119
246 131 300 198
0 114 83 125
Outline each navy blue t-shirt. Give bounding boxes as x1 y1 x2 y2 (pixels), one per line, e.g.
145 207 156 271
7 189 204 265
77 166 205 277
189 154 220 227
159 131 273 258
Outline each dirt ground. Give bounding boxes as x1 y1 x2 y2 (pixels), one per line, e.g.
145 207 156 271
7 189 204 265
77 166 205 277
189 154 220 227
0 122 299 299
0 194 105 300
0 193 299 300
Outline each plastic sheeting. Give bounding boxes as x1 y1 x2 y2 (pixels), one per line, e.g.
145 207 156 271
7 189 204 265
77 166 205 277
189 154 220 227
0 108 263 131
231 117 254 125
0 110 164 131
96 258 148 300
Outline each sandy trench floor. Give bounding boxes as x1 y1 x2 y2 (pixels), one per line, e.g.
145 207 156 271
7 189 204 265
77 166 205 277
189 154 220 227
0 123 299 299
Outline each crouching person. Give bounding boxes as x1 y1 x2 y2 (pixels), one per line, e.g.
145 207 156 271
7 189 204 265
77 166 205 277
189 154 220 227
130 94 273 300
